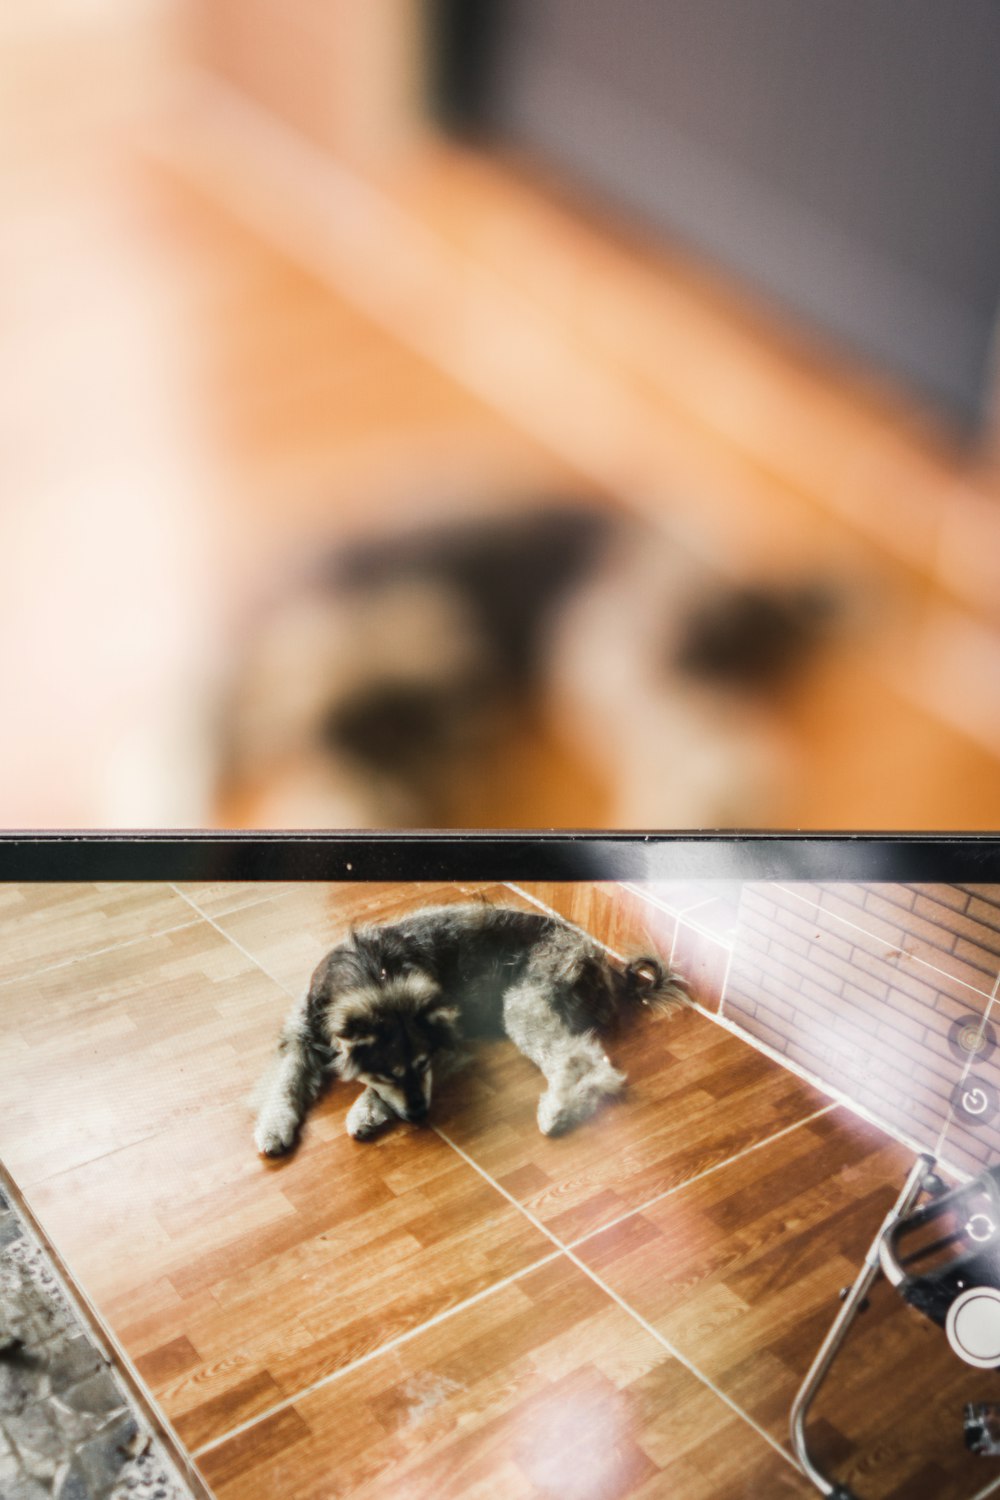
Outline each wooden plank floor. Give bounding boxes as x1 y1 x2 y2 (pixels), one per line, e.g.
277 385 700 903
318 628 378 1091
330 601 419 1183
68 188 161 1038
3 881 1000 1497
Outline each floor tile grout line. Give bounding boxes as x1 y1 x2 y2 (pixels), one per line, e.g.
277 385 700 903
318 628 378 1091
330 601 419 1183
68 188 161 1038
173 881 947 1474
774 883 1000 1006
506 881 968 1177
177 878 581 1457
505 881 668 971
718 943 734 1019
504 880 705 1025
556 1254 802 1474
565 1102 837 1254
170 887 301 923
31 1084 258 1190
504 883 627 966
431 1125 802 1473
174 882 487 998
971 1473 1000 1500
182 881 811 1470
190 1246 563 1460
22 891 988 1479
169 886 301 1002
26 1125 175 1190
505 880 733 963
619 882 738 944
683 991 970 1184
619 881 708 919
0 913 206 991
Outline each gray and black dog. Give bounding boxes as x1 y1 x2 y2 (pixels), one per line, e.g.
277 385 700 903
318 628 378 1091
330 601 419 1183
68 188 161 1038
253 902 684 1152
224 501 836 830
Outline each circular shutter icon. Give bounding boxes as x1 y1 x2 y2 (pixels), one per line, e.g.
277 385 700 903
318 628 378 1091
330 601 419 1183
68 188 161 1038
947 1287 1000 1368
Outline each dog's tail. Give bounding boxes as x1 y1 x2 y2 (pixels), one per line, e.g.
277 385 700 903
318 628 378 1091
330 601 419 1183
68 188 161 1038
621 956 687 1016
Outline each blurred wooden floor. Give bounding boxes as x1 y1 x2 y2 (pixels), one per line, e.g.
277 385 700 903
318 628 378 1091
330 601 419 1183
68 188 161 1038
4 880 1000 1498
3 5 1000 830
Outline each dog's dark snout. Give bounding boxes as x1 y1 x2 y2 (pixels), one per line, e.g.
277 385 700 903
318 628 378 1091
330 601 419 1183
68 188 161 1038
405 1103 429 1123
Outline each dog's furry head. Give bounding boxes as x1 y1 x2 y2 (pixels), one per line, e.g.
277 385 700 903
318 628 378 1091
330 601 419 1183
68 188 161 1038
324 929 461 1122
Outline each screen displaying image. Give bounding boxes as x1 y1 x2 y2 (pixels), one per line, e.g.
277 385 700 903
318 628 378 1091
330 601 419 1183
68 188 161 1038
3 855 1000 1500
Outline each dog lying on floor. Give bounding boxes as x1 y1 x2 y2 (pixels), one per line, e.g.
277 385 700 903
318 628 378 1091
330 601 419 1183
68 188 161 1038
222 500 836 829
253 902 684 1153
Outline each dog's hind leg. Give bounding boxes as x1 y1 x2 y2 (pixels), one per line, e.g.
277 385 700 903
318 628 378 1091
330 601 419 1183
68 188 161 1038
503 980 625 1137
254 998 330 1157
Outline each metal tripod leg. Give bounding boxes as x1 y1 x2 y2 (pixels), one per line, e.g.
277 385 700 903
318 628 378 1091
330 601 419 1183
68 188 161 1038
790 1152 936 1499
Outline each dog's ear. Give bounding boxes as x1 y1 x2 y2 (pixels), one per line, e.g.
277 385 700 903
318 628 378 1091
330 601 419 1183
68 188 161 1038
327 1007 376 1077
418 998 460 1044
335 1044 360 1080
332 1029 374 1080
673 581 838 689
334 1012 376 1046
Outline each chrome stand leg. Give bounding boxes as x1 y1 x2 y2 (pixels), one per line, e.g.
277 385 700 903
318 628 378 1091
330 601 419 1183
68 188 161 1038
789 1153 936 1498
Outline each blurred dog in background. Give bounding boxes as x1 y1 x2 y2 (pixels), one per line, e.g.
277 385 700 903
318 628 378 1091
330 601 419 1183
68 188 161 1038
219 499 836 829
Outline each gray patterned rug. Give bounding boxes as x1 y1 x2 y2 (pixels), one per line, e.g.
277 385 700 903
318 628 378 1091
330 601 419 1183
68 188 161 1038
0 1185 194 1500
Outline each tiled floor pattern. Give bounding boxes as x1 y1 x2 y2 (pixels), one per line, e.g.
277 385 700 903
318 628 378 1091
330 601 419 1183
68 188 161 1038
3 883 1000 1497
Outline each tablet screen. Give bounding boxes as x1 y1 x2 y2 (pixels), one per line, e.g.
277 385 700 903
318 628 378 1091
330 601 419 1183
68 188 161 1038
2 833 999 1499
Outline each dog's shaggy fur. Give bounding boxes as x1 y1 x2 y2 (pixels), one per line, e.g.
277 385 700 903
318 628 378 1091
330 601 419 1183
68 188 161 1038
224 501 836 830
253 902 685 1153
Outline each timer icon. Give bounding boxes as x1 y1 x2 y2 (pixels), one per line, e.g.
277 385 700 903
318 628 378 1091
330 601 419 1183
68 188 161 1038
952 1077 998 1128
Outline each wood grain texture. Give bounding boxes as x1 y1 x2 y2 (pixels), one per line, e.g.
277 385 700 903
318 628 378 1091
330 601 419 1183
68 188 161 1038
0 882 198 985
517 881 739 947
510 882 679 963
197 1257 812 1500
200 880 528 995
433 1006 829 1244
0 918 287 1183
514 882 738 1014
0 884 554 1452
576 1107 1000 1499
206 879 828 1242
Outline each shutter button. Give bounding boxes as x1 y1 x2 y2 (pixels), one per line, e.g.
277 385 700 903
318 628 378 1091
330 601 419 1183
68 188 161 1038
947 1287 1000 1368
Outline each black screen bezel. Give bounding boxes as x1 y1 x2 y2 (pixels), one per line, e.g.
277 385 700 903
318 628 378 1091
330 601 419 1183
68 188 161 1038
1 830 999 884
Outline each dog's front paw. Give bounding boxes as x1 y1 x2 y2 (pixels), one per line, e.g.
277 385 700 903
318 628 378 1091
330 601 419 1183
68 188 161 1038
254 1110 298 1157
346 1089 394 1141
